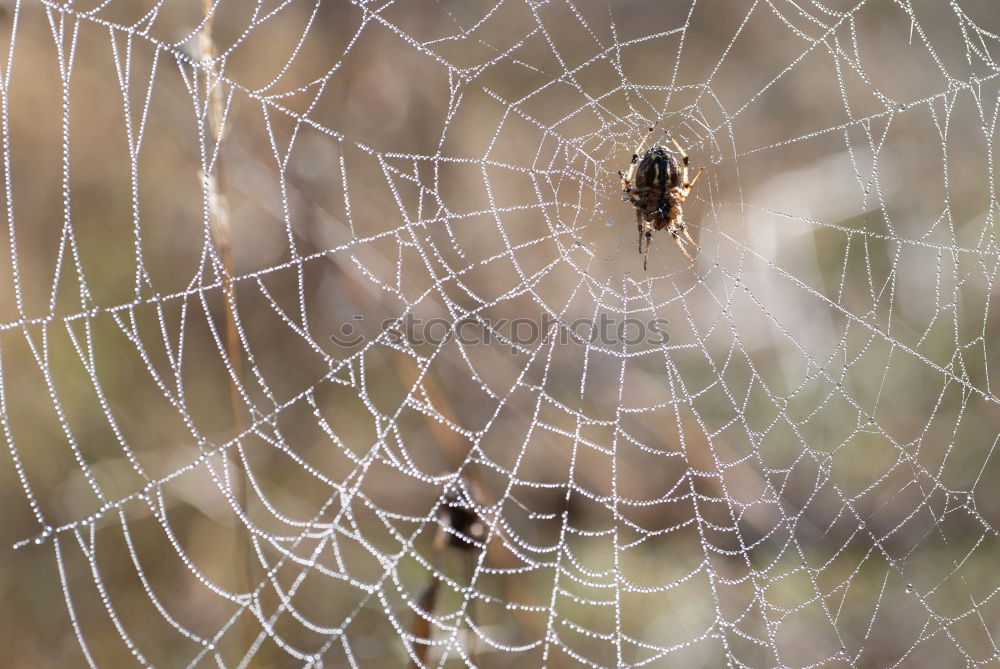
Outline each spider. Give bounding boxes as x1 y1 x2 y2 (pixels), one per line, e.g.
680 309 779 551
619 127 704 270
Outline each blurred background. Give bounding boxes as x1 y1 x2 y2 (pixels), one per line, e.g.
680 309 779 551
2 0 999 666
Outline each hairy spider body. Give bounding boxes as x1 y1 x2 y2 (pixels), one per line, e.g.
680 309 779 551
619 129 703 270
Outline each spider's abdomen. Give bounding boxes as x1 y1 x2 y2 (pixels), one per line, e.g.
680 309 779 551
634 146 680 193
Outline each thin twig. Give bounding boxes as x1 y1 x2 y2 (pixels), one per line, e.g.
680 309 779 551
199 4 259 665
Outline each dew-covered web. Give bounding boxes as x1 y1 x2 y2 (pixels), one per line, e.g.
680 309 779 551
4 0 1000 667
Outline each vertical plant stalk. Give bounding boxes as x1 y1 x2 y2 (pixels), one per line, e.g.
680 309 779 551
199 4 259 665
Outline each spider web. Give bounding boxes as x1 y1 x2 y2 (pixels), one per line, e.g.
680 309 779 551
3 0 1000 666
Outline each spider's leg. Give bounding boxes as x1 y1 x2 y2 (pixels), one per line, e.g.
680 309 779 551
635 123 657 159
642 219 653 270
674 207 698 251
623 124 659 190
671 168 703 203
621 170 633 200
684 167 704 189
680 225 698 250
671 230 694 261
636 210 644 254
624 125 657 184
669 204 699 259
666 132 690 167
